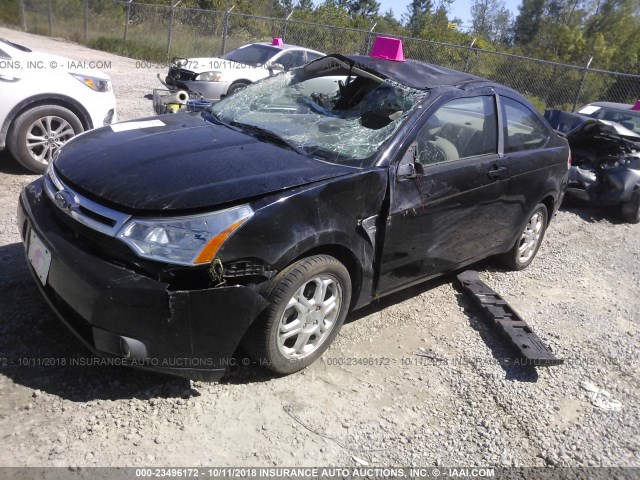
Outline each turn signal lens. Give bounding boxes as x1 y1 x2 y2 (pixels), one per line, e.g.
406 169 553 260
194 218 250 264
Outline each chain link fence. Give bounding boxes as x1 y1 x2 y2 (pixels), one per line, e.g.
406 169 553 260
14 0 640 112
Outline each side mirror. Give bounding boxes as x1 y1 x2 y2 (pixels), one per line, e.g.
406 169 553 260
397 142 422 180
397 162 417 179
268 63 285 76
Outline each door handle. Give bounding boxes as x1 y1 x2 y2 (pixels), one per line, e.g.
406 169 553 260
487 166 507 179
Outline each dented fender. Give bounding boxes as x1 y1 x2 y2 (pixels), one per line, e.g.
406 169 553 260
218 168 389 309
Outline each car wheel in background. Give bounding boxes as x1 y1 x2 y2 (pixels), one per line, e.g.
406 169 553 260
500 204 548 271
8 105 84 173
226 81 250 97
243 255 351 375
620 190 640 224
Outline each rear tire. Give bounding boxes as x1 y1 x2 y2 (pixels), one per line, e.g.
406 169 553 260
500 204 548 271
620 191 640 224
242 255 351 375
8 105 84 173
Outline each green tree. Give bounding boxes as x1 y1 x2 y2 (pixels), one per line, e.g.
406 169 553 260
348 0 381 19
514 0 546 45
297 0 314 10
403 0 433 36
471 0 512 43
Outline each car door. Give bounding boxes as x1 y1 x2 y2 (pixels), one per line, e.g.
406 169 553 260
377 92 513 294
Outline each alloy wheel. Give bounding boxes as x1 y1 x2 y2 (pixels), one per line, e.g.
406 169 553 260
518 211 544 264
25 116 76 165
277 274 343 359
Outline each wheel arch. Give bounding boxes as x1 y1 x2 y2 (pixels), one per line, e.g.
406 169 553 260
226 79 252 95
289 243 363 310
540 194 556 225
1 94 93 146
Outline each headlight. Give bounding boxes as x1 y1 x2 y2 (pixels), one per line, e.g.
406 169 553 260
116 205 253 266
70 73 112 92
195 71 223 82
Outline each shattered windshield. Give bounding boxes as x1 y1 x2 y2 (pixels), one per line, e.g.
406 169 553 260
209 58 427 167
221 44 280 66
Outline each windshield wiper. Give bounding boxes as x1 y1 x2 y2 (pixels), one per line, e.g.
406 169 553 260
203 109 226 125
230 121 309 157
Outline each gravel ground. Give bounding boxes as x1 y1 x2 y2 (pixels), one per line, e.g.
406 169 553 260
0 27 639 469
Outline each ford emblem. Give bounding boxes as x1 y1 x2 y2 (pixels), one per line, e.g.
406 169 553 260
54 190 75 212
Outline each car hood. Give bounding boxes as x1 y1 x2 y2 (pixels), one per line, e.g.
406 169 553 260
54 113 355 213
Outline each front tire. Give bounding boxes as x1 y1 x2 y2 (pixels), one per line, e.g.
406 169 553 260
243 255 351 375
500 204 548 271
8 105 84 173
620 191 640 224
226 81 249 97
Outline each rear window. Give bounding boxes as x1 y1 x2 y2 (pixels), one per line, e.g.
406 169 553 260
307 52 324 63
222 44 280 66
592 108 640 134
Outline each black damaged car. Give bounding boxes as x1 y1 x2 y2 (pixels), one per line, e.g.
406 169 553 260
18 45 570 379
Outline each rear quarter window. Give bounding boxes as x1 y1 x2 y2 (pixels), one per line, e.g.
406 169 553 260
502 97 549 153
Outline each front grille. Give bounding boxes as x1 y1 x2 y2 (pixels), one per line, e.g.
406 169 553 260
168 67 196 82
43 166 131 237
41 166 212 283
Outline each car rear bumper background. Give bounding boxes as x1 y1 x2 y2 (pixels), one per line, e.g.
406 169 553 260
18 179 268 380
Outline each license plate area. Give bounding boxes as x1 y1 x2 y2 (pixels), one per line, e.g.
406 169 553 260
28 229 52 285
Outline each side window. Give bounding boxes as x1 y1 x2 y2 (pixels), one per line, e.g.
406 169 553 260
502 97 549 153
306 52 324 63
0 48 9 59
276 51 306 70
414 96 497 167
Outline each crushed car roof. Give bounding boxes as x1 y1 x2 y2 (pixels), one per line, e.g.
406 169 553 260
343 54 486 90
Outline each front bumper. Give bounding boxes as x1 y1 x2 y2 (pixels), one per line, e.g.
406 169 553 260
86 91 117 128
18 179 268 380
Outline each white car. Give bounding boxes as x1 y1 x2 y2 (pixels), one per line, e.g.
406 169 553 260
164 39 325 101
0 38 116 173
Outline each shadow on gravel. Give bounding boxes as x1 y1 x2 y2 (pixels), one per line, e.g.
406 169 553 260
0 242 196 402
221 275 457 385
0 150 32 175
559 202 623 224
346 275 454 324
